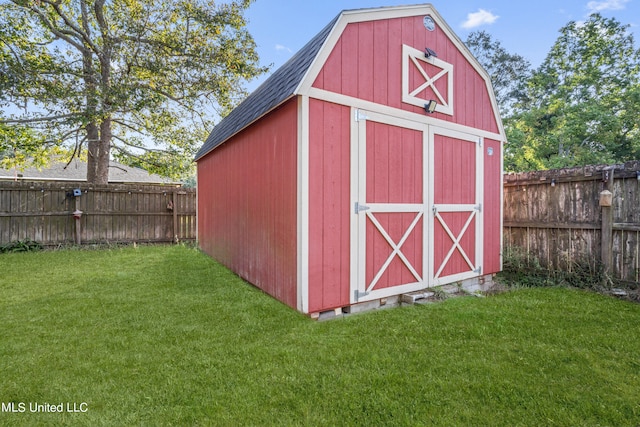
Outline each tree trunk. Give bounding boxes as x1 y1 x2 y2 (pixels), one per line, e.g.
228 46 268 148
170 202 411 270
94 118 111 185
94 15 112 187
86 122 100 183
86 120 110 186
81 0 108 185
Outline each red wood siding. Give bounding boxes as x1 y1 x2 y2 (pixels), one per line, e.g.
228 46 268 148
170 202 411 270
433 134 476 206
483 138 502 274
366 121 423 204
365 121 424 290
433 133 478 278
313 17 499 134
197 99 298 309
308 99 351 313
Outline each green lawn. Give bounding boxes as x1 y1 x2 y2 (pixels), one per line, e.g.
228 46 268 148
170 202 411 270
1 245 639 426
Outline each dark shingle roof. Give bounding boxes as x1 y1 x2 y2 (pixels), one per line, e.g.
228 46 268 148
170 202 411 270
194 14 340 161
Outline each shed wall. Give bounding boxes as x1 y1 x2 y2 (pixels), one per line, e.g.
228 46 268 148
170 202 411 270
307 99 352 312
197 99 298 308
312 17 499 135
483 138 502 274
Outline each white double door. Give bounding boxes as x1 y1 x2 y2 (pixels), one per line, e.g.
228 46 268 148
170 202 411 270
350 110 483 303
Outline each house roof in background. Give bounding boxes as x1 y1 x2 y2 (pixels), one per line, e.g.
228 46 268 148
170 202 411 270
0 158 181 185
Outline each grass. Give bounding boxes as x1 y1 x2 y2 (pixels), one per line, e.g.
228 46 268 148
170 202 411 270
1 245 639 426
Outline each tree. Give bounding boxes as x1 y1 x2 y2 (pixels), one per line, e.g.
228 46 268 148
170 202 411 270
0 0 267 184
465 30 537 171
0 123 50 171
465 30 531 117
509 14 640 170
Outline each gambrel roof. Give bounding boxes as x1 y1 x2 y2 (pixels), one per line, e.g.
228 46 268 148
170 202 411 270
195 15 339 160
195 3 504 161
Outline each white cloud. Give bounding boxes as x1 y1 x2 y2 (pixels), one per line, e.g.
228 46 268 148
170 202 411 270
275 44 292 53
587 0 629 13
461 9 499 29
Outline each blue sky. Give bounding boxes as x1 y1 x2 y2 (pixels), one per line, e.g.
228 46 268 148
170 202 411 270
244 0 640 89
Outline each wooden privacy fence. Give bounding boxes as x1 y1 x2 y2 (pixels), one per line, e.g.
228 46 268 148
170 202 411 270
0 181 196 246
504 160 640 284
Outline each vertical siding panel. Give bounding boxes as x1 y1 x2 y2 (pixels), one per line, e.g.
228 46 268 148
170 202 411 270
342 24 359 99
484 139 502 273
308 99 325 312
284 122 298 303
387 17 402 109
338 104 351 307
401 16 417 114
197 98 298 309
357 21 374 102
324 101 348 308
413 16 426 59
470 59 481 130
308 99 351 312
373 20 389 106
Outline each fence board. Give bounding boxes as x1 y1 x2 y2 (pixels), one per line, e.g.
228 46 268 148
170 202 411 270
504 160 640 285
0 181 195 246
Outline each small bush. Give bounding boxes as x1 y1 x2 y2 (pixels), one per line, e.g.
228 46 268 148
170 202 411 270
0 239 43 253
498 245 607 291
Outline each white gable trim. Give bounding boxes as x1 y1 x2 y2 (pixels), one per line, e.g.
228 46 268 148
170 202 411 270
307 86 504 142
295 4 505 140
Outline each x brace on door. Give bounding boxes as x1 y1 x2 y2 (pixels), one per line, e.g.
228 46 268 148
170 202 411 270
432 204 480 280
365 210 423 292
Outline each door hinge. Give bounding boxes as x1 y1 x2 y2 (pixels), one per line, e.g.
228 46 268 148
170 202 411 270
474 266 482 275
475 203 482 212
354 202 370 214
354 290 370 300
355 109 369 122
477 138 482 147
432 205 438 216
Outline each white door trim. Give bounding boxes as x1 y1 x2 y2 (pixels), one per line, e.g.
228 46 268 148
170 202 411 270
428 126 484 286
350 109 429 303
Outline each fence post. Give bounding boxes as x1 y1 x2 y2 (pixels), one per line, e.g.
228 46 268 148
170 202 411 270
73 197 82 245
599 168 614 280
172 190 178 243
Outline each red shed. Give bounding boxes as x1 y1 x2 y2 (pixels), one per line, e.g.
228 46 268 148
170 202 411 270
195 4 505 316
